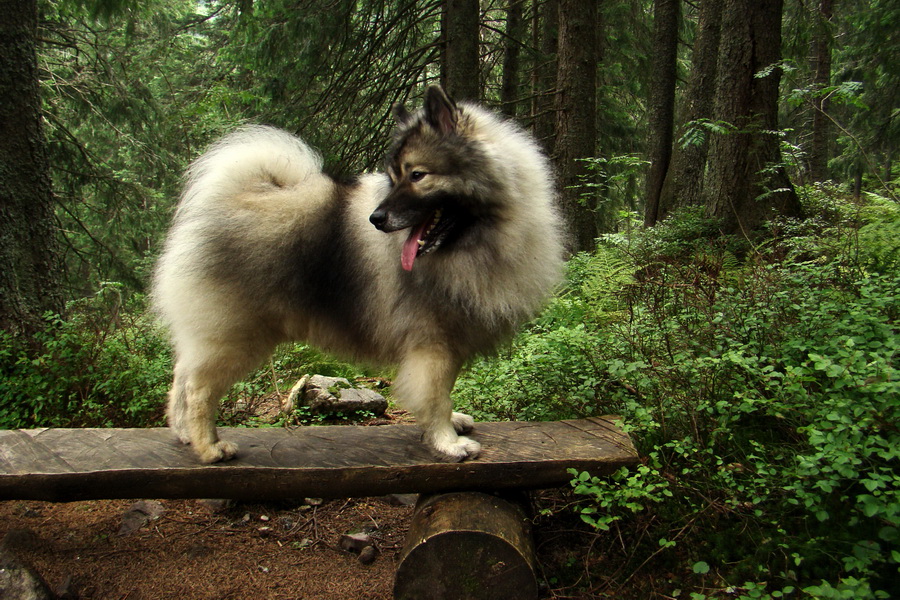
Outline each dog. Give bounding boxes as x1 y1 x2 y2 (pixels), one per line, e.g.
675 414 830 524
152 86 565 463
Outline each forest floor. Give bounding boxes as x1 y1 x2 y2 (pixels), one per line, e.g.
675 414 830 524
0 403 619 599
0 489 603 600
1 495 411 599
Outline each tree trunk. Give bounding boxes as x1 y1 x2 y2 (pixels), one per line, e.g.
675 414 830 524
501 0 525 117
532 0 559 152
555 0 599 252
644 0 681 227
0 0 64 336
441 0 481 101
808 0 834 182
657 0 722 221
701 0 803 236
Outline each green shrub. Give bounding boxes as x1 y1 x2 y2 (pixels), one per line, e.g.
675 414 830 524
456 192 899 598
0 284 171 428
0 283 376 431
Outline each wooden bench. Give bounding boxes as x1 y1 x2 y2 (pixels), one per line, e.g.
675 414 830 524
0 417 638 599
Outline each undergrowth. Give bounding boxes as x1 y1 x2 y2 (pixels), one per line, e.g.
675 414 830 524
0 284 170 428
1 182 896 599
0 285 368 429
455 187 899 599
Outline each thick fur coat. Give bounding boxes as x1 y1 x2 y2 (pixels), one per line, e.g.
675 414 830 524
152 87 565 463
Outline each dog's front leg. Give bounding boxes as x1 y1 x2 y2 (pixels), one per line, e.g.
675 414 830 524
394 347 481 462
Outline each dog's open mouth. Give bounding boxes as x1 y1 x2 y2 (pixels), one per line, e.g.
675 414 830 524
401 209 454 271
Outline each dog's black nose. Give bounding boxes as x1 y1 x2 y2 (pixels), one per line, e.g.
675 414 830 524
370 208 388 230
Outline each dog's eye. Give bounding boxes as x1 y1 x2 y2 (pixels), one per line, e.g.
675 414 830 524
409 171 427 183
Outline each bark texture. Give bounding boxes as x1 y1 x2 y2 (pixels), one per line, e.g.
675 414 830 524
644 0 681 226
809 0 834 182
702 0 803 236
657 0 722 221
555 0 599 252
0 0 64 335
501 0 525 117
441 0 481 101
532 0 559 152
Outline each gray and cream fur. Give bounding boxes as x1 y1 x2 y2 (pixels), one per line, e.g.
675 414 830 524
152 86 565 463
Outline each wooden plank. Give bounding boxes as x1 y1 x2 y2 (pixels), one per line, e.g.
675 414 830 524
0 418 638 502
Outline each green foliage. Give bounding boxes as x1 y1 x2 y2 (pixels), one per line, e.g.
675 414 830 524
456 189 899 598
569 460 673 532
216 343 370 426
40 0 224 294
455 244 638 422
678 118 739 149
0 287 375 431
0 285 171 428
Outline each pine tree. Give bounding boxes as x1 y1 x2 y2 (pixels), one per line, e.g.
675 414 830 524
643 0 680 227
701 0 803 235
0 0 64 334
555 0 599 252
442 0 481 100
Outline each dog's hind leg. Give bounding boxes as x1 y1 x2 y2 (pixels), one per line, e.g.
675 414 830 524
394 347 481 462
167 373 191 445
169 338 274 463
167 359 239 463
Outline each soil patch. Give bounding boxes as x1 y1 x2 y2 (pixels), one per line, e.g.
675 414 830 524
1 496 413 600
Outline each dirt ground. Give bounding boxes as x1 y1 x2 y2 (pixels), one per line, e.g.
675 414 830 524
1 495 414 600
0 489 606 600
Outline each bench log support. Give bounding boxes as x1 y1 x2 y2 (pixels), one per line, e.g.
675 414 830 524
395 492 538 600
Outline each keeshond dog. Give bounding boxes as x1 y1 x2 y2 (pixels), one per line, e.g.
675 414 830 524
152 86 565 463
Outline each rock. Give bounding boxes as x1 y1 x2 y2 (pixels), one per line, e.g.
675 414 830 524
338 532 372 554
0 545 54 600
301 375 388 416
196 498 233 513
118 500 166 536
358 545 378 565
283 374 311 413
54 575 76 599
384 493 418 507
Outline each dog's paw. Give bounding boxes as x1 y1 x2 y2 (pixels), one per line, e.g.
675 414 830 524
196 439 239 464
451 411 475 434
170 426 192 446
431 435 481 462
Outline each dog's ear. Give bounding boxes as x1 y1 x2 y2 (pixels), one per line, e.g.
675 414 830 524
392 103 414 126
424 86 458 135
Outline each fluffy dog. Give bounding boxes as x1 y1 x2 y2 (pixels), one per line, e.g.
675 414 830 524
152 86 565 463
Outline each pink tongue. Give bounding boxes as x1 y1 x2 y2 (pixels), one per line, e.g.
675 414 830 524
401 220 431 271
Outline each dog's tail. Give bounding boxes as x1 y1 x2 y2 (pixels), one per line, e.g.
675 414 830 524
179 125 324 212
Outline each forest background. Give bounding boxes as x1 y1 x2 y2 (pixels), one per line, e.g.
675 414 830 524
0 0 897 598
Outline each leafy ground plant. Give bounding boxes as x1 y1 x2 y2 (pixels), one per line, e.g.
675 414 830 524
0 284 171 428
456 192 898 598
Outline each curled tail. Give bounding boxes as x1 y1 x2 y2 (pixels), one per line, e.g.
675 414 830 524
178 125 325 212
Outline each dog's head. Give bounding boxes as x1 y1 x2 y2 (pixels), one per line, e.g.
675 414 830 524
370 86 499 271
